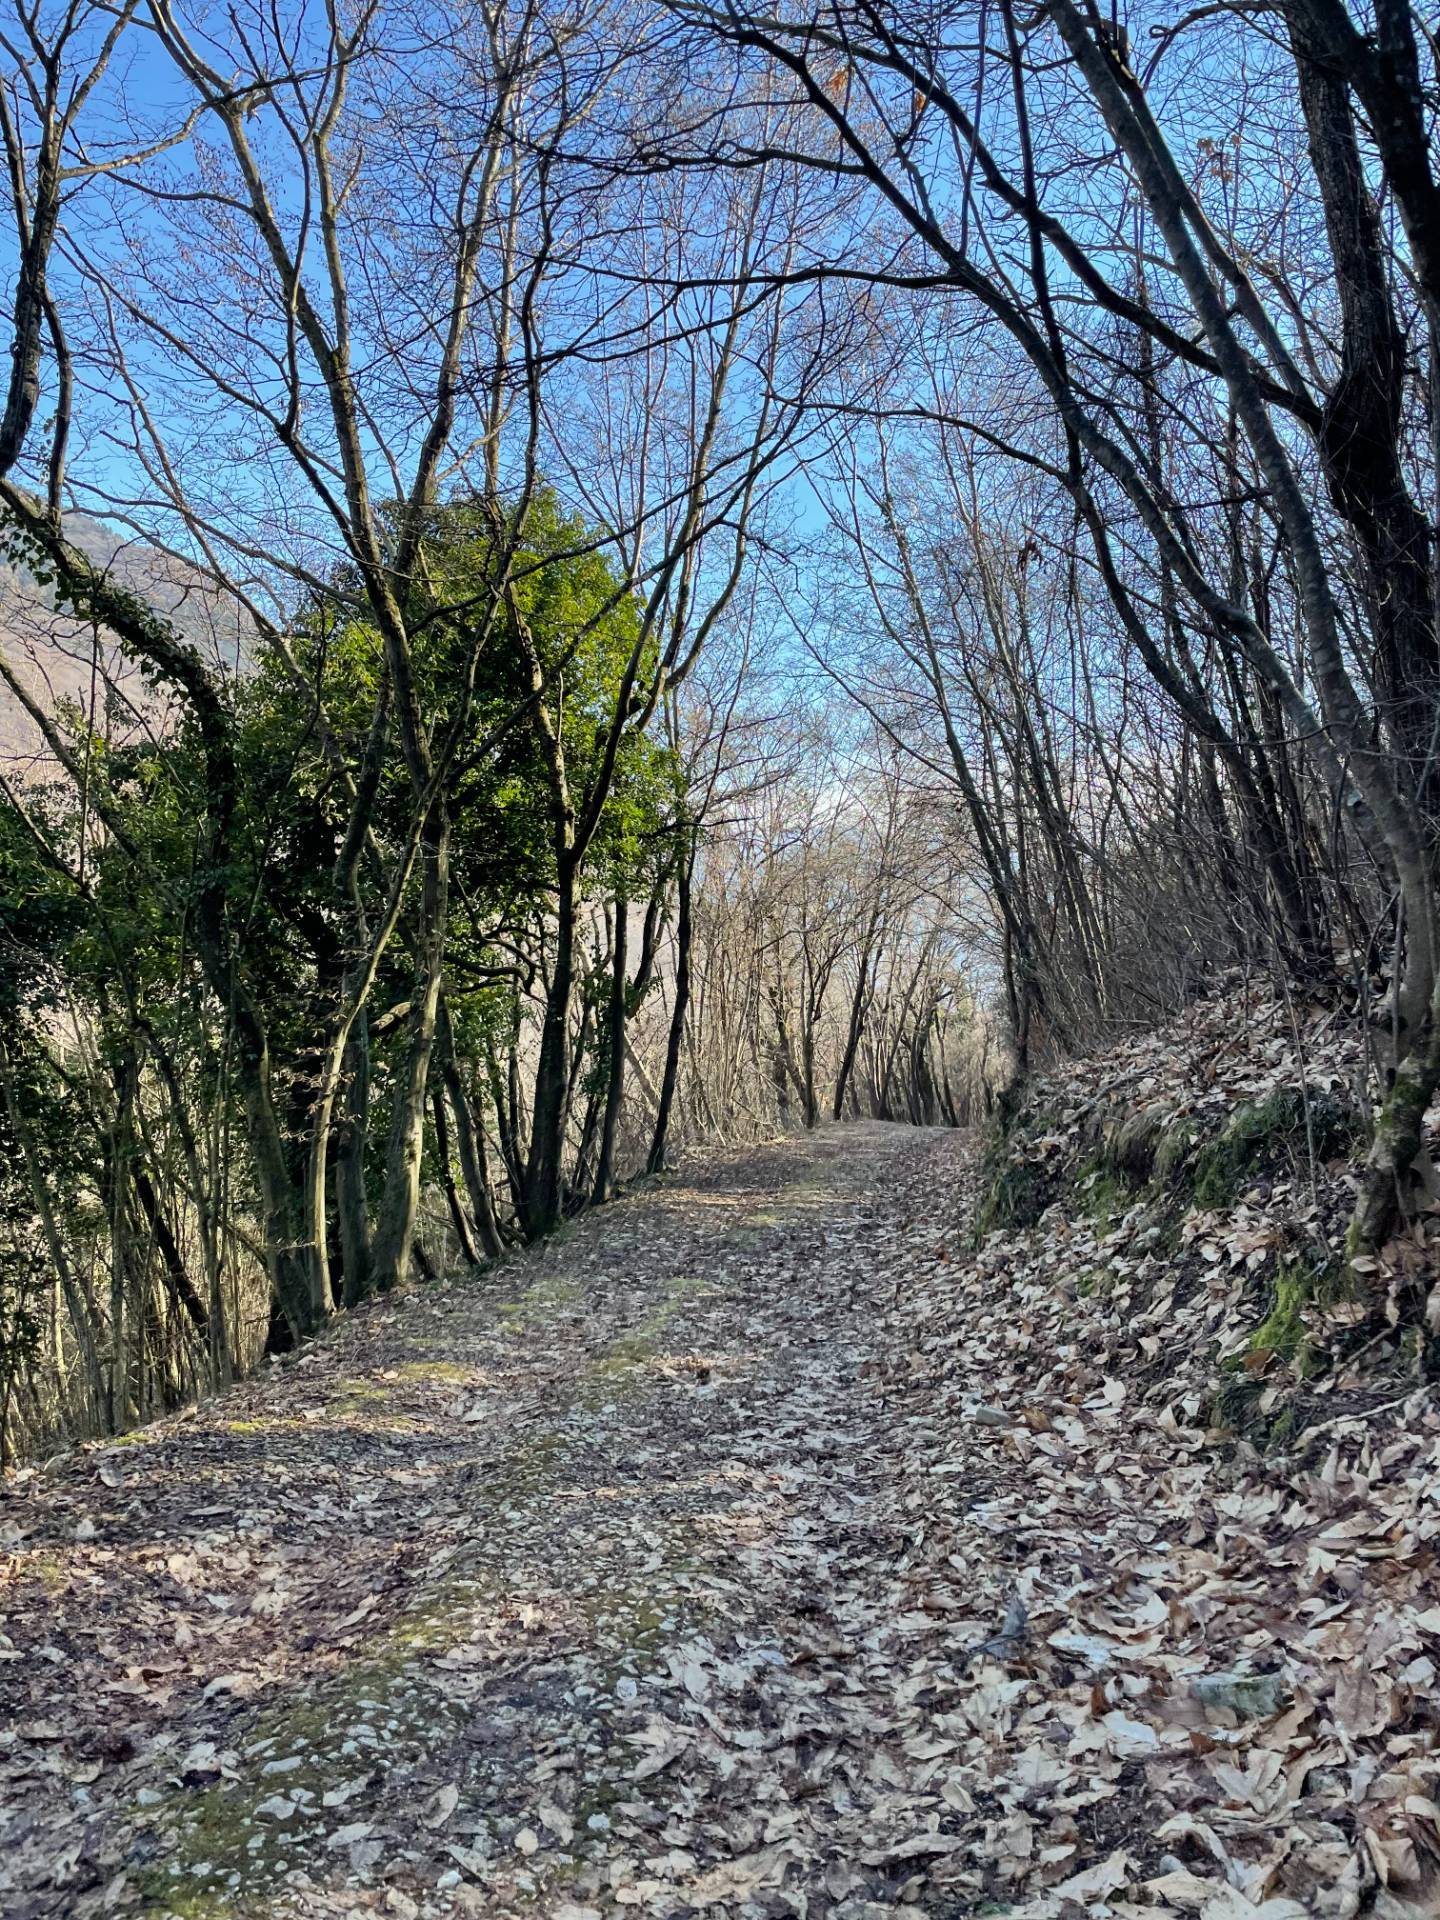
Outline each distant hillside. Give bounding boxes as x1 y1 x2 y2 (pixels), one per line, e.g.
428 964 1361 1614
0 513 248 772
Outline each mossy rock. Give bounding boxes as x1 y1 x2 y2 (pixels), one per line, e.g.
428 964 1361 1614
1191 1088 1364 1210
1098 1102 1175 1183
1152 1117 1198 1188
975 1157 1052 1237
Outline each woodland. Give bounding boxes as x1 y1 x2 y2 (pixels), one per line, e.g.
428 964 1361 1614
6 2 1440 1915
0 0 1438 1509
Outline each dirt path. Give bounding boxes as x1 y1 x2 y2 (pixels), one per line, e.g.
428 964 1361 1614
11 1117 1430 1920
3 1124 988 1920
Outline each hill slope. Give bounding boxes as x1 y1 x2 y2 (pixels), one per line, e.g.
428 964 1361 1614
0 513 246 770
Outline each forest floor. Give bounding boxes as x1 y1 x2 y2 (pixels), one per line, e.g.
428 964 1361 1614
2 1094 1438 1920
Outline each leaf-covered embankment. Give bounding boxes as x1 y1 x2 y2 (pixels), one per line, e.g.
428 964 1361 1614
892 977 1440 1911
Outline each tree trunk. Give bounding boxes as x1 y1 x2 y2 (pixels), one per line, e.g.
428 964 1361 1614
431 1084 482 1267
648 841 694 1174
0 1032 107 1417
593 886 629 1204
833 940 876 1122
107 1052 136 1431
525 853 578 1236
337 1019 374 1308
1290 22 1439 788
133 1168 209 1335
437 998 504 1258
1350 966 1440 1256
373 808 449 1289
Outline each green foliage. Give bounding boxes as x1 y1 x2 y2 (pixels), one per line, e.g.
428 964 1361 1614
0 1211 44 1461
0 791 85 1020
0 1068 55 1462
0 483 695 1443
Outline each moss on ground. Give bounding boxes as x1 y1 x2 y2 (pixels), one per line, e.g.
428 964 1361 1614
132 1593 478 1909
134 1886 238 1920
1074 1158 1139 1227
1210 1254 1354 1444
1248 1255 1351 1372
126 1408 585 1910
393 1358 477 1385
974 1157 1051 1238
1248 1260 1314 1368
327 1379 388 1407
1152 1118 1197 1188
1075 1268 1113 1300
16 1552 71 1594
1191 1088 1365 1210
133 1387 707 1916
584 1274 710 1394
495 1270 584 1334
972 1073 1370 1446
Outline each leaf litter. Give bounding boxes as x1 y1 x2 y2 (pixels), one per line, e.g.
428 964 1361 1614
1 990 1437 1919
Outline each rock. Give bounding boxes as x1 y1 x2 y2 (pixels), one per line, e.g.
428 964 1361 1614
326 1821 375 1849
1190 1670 1287 1718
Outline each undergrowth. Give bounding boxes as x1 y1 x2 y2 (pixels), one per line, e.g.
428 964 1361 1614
1190 1088 1365 1210
975 1065 1372 1445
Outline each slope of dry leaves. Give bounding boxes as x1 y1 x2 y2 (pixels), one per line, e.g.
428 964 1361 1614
2 993 1438 1920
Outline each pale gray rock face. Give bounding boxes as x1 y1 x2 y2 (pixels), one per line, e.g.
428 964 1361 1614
0 512 248 773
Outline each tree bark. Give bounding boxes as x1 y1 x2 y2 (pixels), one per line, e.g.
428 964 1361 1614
336 1020 374 1308
431 1085 482 1267
373 807 450 1289
648 840 694 1174
437 998 504 1259
593 887 630 1204
524 852 578 1235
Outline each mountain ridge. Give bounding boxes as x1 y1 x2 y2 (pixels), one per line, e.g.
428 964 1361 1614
0 511 247 770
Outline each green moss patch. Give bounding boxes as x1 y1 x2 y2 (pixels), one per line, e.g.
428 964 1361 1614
392 1358 477 1385
1248 1256 1351 1372
975 1157 1052 1237
1191 1089 1364 1210
585 1274 710 1392
1210 1255 1355 1444
327 1379 388 1406
1074 1159 1140 1227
